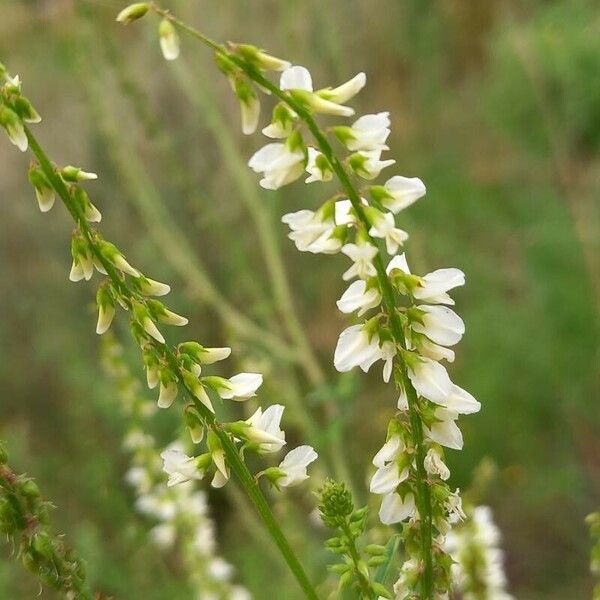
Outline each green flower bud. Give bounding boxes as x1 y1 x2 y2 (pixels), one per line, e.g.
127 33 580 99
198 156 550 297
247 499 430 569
116 2 150 24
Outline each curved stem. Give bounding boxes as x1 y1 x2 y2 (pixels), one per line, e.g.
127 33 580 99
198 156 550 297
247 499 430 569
147 10 435 595
24 126 320 600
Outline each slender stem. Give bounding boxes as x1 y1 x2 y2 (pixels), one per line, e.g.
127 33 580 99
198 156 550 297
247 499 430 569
146 11 435 595
24 126 320 600
340 522 377 600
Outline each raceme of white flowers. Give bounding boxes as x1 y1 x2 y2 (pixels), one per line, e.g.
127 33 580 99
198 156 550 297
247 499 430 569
444 505 514 600
207 48 482 596
101 336 249 600
0 64 316 512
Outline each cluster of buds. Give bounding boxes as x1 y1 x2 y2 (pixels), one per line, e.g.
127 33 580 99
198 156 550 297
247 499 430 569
588 511 600 600
318 480 393 599
102 334 250 600
444 506 514 600
0 62 39 153
0 446 94 599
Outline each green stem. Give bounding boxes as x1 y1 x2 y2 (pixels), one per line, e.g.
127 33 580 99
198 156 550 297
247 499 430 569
340 522 377 600
146 10 435 595
24 126 320 600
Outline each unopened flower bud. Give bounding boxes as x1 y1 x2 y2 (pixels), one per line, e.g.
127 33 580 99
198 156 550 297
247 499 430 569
61 165 98 182
159 18 180 61
28 166 55 212
116 2 150 23
0 104 27 151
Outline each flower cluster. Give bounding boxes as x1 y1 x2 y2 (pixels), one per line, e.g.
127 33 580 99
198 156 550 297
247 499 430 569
101 335 250 600
0 447 94 600
444 506 513 600
1 61 319 595
211 51 482 597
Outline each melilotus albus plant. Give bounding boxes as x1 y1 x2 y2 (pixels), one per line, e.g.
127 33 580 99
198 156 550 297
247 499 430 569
0 4 522 598
0 61 319 599
112 4 481 598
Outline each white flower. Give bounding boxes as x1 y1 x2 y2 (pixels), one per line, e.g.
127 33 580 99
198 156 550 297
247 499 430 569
444 384 481 414
246 404 286 453
277 445 318 487
96 302 115 335
446 490 466 524
280 65 313 91
350 149 395 180
335 199 355 225
248 142 305 190
370 435 408 495
386 254 465 305
316 72 366 104
282 209 340 254
334 324 384 374
406 357 453 404
336 280 381 316
379 492 416 525
373 435 404 468
380 176 426 213
280 66 358 116
161 447 205 487
341 242 378 280
157 380 177 409
426 407 463 450
305 147 333 183
368 212 409 254
218 373 263 400
370 462 409 495
424 448 450 480
381 341 397 383
138 277 171 297
411 305 465 347
158 18 180 61
415 336 456 363
414 268 465 305
338 112 390 151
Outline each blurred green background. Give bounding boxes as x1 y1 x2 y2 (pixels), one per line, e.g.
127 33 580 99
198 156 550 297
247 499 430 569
0 0 598 598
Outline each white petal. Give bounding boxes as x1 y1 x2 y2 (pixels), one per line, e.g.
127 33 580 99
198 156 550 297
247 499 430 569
379 492 416 525
280 66 313 92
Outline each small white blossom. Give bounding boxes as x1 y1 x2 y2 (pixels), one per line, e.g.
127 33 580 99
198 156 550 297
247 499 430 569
411 304 465 347
380 175 426 213
368 211 409 254
350 149 395 180
341 242 378 280
379 492 416 525
246 404 286 453
277 445 318 487
424 448 450 480
316 72 366 104
336 279 381 316
280 65 313 92
282 208 341 254
370 436 408 495
248 142 305 190
444 384 481 414
218 373 263 400
334 324 384 374
161 447 205 487
305 147 333 183
406 356 453 405
426 407 463 450
336 112 391 151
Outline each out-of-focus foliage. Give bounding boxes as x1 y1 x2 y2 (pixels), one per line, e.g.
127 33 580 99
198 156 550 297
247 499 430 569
0 0 598 598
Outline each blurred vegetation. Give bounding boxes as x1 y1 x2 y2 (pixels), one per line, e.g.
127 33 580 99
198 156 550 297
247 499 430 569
0 0 598 598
